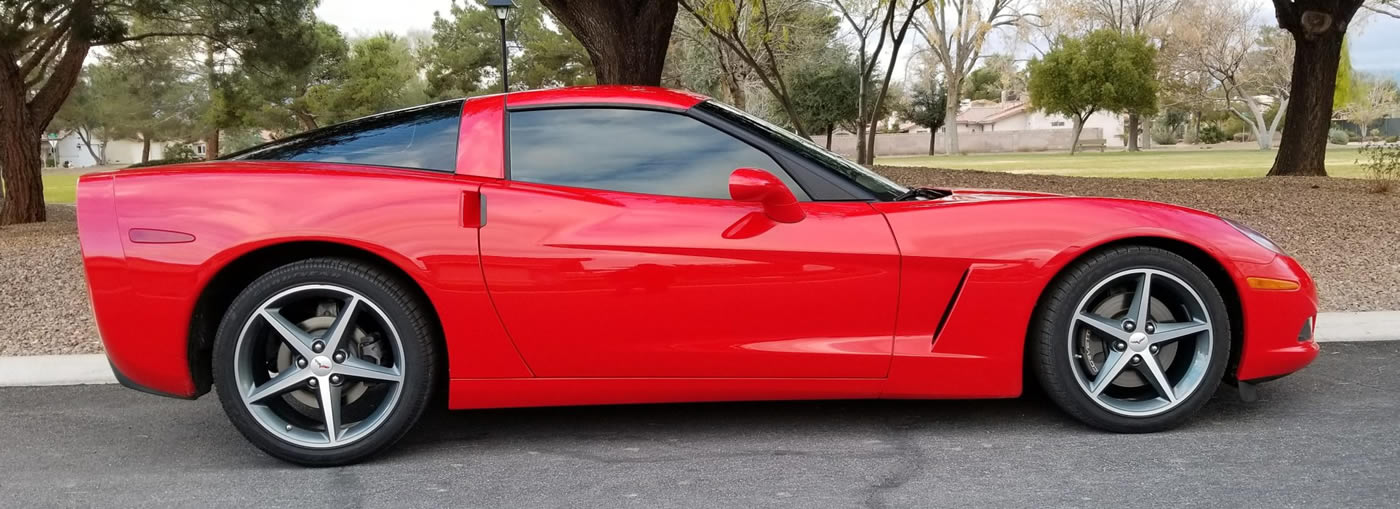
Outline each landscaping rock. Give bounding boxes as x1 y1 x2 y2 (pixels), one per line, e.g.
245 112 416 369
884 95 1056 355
0 205 99 356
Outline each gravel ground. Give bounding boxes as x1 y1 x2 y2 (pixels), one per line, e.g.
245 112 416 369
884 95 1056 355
0 205 98 356
879 166 1400 312
1 171 1395 356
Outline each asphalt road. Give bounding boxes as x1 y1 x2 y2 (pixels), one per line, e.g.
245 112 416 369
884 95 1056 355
2 342 1397 508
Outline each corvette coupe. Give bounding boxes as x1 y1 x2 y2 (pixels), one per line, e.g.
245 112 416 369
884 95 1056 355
77 86 1318 466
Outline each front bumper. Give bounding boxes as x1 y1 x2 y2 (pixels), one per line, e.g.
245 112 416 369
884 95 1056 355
1234 254 1320 381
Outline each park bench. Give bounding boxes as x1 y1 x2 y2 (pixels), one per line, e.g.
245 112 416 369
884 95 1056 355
1077 139 1107 152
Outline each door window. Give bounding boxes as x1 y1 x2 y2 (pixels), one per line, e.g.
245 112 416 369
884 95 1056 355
508 108 809 200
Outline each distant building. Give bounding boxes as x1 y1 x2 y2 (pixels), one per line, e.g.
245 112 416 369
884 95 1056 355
954 101 1127 147
40 131 199 168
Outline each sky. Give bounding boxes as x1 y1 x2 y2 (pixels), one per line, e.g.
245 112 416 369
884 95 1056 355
315 0 455 38
315 0 1400 80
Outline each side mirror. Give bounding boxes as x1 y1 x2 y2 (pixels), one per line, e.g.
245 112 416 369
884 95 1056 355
729 168 805 224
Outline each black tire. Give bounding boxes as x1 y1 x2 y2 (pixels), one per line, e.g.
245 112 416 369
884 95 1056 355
1030 245 1231 432
212 257 438 466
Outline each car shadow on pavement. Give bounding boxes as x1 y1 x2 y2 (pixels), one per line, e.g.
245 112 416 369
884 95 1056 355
380 383 1290 464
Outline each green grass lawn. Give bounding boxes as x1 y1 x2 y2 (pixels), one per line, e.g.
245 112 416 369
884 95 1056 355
43 172 81 204
878 145 1366 179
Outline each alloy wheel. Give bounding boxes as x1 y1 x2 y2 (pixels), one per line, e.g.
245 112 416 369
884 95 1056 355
1067 268 1214 417
232 284 406 448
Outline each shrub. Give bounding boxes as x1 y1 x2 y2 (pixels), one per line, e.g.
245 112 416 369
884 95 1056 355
1198 124 1226 144
1329 128 1351 145
1150 124 1177 145
1232 132 1250 143
164 143 198 161
1359 142 1400 193
1220 117 1247 139
1388 136 1399 143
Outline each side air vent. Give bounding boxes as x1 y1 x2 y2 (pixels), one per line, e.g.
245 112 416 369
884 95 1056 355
932 268 972 345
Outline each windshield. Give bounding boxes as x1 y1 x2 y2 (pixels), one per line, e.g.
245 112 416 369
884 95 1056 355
696 100 908 201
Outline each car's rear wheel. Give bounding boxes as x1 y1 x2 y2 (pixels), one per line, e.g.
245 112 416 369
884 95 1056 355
212 258 437 466
1030 246 1231 432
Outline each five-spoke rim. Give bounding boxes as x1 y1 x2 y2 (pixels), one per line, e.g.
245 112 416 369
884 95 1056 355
1067 268 1213 417
234 284 406 448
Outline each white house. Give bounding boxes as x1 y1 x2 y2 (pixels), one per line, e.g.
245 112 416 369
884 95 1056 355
954 101 1127 147
41 131 187 168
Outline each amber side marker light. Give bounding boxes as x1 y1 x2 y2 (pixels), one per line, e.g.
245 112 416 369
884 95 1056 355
1246 277 1301 291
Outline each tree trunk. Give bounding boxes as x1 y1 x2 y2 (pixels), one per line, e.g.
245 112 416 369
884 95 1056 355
1269 2 1357 176
0 0 93 224
854 125 865 164
1186 111 1199 144
1127 113 1140 151
141 134 152 163
853 43 867 162
76 128 104 165
0 120 46 225
1069 116 1086 155
866 117 880 164
203 45 222 160
205 129 220 160
944 78 961 155
1253 108 1272 150
541 0 677 86
1268 98 1289 144
1142 116 1152 150
929 128 936 156
294 110 318 131
714 45 747 110
825 124 833 150
943 103 959 155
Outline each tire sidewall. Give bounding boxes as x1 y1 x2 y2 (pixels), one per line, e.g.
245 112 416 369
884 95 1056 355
212 259 436 466
1033 247 1232 432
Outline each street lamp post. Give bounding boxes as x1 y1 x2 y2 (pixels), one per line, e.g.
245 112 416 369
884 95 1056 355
487 0 516 93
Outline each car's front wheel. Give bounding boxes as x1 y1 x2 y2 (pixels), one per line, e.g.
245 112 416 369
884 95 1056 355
212 258 437 466
1030 246 1231 432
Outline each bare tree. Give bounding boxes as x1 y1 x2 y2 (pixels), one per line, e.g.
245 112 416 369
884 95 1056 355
829 0 885 163
831 0 927 164
1067 0 1179 33
667 14 753 109
1363 0 1400 18
1178 2 1293 150
1343 76 1400 138
919 0 1029 155
679 0 827 137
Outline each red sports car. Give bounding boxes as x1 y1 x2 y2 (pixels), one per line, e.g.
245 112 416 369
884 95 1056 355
77 86 1318 466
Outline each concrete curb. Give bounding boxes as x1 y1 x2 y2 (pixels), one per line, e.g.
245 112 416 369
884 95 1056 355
1314 311 1400 342
1 312 1396 388
0 354 116 387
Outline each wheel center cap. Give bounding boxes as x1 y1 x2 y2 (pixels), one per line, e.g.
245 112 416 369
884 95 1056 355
1128 332 1149 352
310 355 334 376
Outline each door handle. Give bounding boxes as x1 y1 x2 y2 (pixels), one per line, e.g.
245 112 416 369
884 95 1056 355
462 191 486 228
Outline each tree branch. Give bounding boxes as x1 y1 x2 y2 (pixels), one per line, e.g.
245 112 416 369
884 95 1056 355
27 1 94 133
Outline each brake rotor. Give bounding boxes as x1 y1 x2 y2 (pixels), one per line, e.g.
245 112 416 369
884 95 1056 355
1077 291 1180 389
272 315 372 408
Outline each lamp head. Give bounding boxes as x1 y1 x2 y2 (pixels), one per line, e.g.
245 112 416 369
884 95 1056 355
487 0 515 20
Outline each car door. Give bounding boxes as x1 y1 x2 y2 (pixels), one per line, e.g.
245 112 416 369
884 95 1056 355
477 106 900 378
